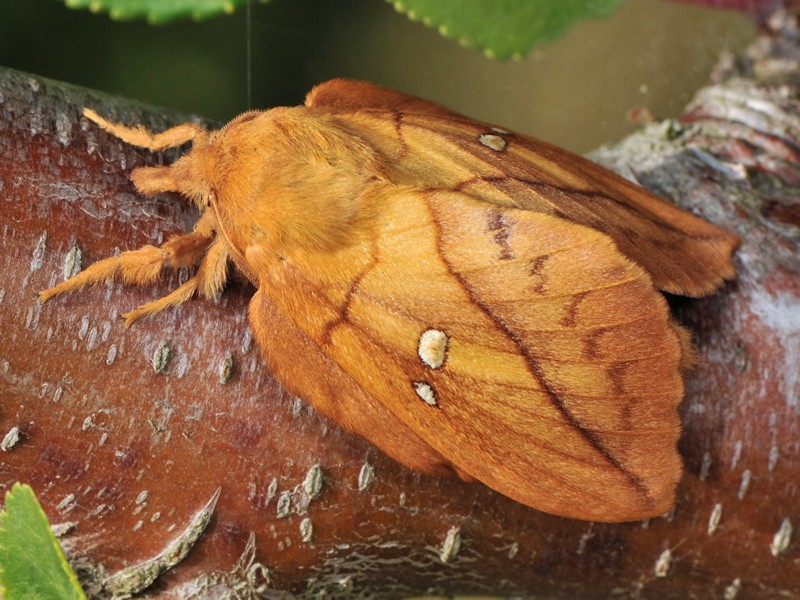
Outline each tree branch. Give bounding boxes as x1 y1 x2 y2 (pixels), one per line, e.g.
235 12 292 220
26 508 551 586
1 12 798 599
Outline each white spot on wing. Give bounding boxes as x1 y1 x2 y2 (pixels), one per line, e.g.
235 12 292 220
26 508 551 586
413 382 437 406
418 329 448 369
479 133 507 152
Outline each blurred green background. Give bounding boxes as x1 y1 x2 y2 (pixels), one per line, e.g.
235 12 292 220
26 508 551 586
2 0 754 153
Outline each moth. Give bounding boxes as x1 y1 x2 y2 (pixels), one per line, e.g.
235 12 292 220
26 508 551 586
40 79 738 522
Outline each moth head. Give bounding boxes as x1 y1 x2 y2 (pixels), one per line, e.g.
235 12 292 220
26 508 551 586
130 141 215 212
80 108 215 212
129 112 266 214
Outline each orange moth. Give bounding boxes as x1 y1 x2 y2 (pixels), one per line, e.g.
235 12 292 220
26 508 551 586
40 79 738 522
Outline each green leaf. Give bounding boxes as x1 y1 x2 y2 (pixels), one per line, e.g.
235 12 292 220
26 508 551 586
0 483 86 600
389 0 624 59
63 0 260 24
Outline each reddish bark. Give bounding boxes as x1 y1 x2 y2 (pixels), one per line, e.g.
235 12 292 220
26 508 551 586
1 13 798 599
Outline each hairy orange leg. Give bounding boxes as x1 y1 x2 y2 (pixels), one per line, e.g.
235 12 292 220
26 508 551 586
121 237 230 326
39 212 216 304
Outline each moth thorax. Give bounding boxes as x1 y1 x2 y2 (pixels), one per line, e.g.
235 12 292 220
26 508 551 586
247 126 383 253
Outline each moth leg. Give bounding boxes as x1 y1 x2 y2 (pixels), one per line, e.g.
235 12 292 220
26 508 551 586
122 237 231 326
83 108 205 151
121 275 199 327
196 237 230 299
39 213 216 303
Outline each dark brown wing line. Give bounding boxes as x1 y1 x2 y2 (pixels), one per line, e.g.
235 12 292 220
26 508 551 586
319 249 380 347
423 193 656 508
306 239 631 498
453 174 707 238
403 116 721 243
